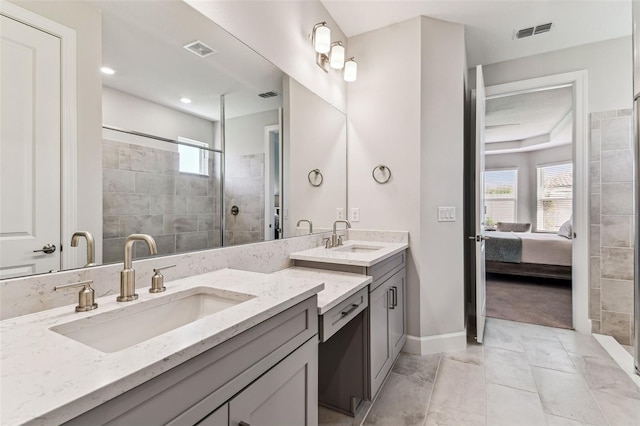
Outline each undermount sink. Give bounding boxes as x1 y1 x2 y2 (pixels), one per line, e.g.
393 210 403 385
50 287 255 353
333 244 384 254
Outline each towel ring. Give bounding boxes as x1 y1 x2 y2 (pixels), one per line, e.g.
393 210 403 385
308 169 323 187
372 164 391 184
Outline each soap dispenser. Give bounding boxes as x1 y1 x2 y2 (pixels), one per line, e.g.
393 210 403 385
150 265 176 293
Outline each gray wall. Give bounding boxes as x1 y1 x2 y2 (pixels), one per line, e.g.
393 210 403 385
485 145 573 229
348 16 467 352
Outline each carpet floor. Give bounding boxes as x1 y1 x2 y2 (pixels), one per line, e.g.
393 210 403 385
486 273 573 329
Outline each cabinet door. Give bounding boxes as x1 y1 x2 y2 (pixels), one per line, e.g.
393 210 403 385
389 270 407 360
368 280 392 399
229 338 318 426
197 404 228 426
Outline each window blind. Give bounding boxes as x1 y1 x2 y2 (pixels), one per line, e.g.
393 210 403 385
484 169 517 226
537 163 573 232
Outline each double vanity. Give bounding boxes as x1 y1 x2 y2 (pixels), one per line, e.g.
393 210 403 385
0 234 407 425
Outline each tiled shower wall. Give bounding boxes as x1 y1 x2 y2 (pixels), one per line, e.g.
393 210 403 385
224 153 265 246
102 140 221 263
589 109 634 345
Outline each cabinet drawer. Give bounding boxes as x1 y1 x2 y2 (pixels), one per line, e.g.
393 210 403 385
368 252 405 292
319 287 368 342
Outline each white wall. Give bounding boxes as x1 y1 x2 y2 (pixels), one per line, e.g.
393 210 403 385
185 0 348 114
473 37 633 112
348 16 467 352
103 87 218 149
286 78 347 235
486 145 573 227
12 0 103 267
225 110 279 156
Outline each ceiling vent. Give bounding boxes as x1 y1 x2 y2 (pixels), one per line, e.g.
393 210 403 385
258 91 279 99
514 23 553 39
183 40 218 58
534 23 553 35
515 27 534 39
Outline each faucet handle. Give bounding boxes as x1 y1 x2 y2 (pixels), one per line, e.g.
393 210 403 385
54 280 98 312
337 235 344 246
150 265 176 293
324 237 332 249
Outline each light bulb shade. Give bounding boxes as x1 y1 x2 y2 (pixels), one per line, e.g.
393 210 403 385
313 24 331 54
329 43 345 69
343 58 357 82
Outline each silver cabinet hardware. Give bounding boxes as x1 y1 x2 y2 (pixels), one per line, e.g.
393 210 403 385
33 244 56 254
468 235 490 242
150 264 176 293
54 280 98 312
392 286 398 307
388 288 395 310
341 303 361 317
239 422 250 426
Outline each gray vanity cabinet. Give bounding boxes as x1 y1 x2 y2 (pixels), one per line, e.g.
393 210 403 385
293 250 407 401
199 337 317 426
64 297 318 426
369 268 406 398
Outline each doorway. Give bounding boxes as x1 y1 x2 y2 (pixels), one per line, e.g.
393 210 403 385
471 70 590 337
483 86 575 329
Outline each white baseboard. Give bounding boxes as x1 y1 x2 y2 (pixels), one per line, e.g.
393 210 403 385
403 331 467 355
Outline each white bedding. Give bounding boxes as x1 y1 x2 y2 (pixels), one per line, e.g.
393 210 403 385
490 231 572 266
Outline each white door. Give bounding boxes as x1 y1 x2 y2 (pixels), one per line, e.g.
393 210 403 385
475 65 487 343
0 15 61 279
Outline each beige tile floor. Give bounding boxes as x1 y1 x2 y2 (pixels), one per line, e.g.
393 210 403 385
319 318 640 426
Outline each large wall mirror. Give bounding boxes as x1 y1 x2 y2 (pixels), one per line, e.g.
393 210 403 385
0 0 347 279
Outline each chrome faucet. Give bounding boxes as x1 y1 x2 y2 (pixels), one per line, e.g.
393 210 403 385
331 220 351 247
296 219 313 234
118 234 158 302
71 231 96 267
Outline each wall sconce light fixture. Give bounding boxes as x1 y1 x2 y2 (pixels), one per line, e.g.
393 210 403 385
311 22 357 82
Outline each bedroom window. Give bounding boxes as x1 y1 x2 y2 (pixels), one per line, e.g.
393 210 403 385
537 163 573 232
484 169 518 226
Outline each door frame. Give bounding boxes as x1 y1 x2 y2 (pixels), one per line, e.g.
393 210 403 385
0 1 78 269
264 124 280 240
484 70 590 334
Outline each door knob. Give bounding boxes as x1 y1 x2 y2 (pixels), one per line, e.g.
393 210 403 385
33 244 56 254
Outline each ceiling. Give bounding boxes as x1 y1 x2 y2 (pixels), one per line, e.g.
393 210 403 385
320 0 632 67
94 1 283 121
485 86 573 154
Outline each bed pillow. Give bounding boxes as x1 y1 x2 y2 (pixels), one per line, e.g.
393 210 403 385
558 220 573 239
496 222 531 233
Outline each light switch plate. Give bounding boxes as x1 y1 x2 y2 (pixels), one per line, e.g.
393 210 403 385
350 208 360 222
336 208 344 220
438 206 456 222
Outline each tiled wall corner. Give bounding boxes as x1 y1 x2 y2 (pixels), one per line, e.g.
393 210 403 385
102 140 222 263
225 154 266 246
588 110 634 344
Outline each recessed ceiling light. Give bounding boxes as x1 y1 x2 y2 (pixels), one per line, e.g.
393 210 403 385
101 66 116 75
180 97 192 104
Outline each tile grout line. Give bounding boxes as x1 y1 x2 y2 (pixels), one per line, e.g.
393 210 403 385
421 353 443 426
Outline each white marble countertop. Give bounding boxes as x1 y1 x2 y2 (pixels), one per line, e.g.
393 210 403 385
0 268 324 426
290 240 408 267
271 267 372 315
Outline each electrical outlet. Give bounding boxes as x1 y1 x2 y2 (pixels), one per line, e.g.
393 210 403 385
438 206 456 222
350 208 360 222
336 208 344 220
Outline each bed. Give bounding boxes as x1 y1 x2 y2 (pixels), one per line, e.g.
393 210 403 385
485 231 572 280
